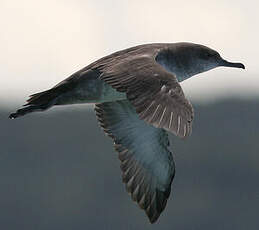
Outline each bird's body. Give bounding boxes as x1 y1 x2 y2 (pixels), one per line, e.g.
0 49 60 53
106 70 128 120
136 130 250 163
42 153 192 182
9 42 245 223
24 43 220 107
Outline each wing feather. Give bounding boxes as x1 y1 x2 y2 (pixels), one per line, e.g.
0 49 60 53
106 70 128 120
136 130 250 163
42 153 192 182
98 54 194 138
95 100 175 223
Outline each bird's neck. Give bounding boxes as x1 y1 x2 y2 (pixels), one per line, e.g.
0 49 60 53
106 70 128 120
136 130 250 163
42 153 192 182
156 48 201 82
166 65 193 82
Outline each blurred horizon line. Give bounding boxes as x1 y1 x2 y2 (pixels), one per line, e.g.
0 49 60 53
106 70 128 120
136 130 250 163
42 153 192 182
2 93 259 113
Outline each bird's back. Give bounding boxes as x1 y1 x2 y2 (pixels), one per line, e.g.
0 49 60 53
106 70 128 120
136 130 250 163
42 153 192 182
86 43 169 71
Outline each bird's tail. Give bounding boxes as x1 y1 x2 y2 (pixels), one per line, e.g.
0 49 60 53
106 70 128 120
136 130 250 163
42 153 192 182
9 89 59 119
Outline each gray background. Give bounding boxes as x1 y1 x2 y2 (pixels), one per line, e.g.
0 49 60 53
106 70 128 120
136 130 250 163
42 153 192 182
1 99 259 229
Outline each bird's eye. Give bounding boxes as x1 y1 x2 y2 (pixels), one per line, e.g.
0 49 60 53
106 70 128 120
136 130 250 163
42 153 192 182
200 52 215 59
206 52 214 57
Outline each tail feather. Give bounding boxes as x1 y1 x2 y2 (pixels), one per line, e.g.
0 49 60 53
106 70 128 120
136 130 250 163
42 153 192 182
9 89 58 119
9 104 51 119
25 89 57 105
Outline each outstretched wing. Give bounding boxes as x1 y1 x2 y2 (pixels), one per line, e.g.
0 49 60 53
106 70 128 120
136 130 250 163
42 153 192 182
98 54 194 138
95 100 175 223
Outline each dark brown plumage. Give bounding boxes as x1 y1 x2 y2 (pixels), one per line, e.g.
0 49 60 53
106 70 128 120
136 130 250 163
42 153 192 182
98 54 194 137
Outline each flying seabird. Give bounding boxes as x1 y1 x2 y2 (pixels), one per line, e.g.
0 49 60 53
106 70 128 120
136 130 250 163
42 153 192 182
9 43 245 223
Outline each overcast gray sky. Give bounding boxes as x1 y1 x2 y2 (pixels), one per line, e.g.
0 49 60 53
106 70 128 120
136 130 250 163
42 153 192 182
1 0 258 106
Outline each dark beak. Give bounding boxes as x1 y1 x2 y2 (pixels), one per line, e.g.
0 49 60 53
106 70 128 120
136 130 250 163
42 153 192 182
219 59 245 69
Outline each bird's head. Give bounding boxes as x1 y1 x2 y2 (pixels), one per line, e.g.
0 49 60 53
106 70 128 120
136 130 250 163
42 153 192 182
174 43 245 77
195 43 244 70
160 43 245 81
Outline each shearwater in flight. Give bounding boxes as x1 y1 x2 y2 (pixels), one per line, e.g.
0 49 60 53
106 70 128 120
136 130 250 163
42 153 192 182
9 43 245 223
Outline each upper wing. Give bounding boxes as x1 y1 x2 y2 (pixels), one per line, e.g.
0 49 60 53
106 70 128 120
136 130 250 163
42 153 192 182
98 55 194 138
95 100 175 223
